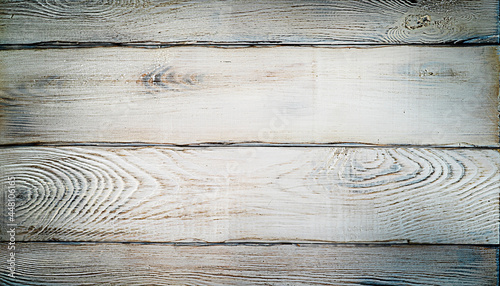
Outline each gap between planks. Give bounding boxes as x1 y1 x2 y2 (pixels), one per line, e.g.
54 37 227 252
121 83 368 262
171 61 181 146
2 42 500 50
2 142 500 149
3 241 499 247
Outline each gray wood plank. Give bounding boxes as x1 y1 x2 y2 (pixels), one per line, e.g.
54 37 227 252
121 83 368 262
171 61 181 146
0 0 498 45
0 243 498 285
1 146 498 244
1 46 498 146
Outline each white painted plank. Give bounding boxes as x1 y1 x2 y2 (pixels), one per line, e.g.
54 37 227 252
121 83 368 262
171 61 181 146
0 243 498 285
0 0 497 45
1 46 498 146
0 147 498 244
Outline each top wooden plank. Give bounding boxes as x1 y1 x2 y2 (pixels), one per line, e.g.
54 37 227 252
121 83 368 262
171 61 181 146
0 0 498 45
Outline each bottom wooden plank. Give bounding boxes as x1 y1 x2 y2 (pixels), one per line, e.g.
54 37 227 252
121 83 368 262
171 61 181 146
1 243 498 285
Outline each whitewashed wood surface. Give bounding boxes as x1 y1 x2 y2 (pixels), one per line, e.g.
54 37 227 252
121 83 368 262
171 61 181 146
1 1 499 284
0 243 498 285
1 46 498 146
0 0 498 45
1 146 498 244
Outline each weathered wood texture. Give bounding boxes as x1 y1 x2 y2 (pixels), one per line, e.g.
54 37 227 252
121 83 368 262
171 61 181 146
0 243 498 285
1 147 498 244
1 46 498 146
0 0 498 45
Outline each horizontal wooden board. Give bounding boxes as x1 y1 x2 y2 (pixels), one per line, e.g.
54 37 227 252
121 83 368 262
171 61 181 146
1 46 499 146
0 147 498 244
0 243 498 285
0 0 498 45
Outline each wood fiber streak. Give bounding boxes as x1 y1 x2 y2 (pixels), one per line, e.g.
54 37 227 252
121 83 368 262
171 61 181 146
1 147 498 244
1 46 498 146
0 0 498 44
0 244 498 285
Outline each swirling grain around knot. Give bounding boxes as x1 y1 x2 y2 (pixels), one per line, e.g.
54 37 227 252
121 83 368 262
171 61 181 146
6 0 150 20
0 147 160 241
311 148 500 243
384 0 493 44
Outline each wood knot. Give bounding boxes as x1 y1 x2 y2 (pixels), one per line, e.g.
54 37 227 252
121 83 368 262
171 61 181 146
405 15 431 30
138 66 203 92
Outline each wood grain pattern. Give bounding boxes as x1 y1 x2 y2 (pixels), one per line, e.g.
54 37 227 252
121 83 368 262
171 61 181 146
1 46 499 146
1 147 498 244
0 0 498 45
0 243 498 285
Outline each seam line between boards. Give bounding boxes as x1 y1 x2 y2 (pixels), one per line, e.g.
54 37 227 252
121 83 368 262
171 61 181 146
1 143 499 150
2 241 500 248
1 42 500 50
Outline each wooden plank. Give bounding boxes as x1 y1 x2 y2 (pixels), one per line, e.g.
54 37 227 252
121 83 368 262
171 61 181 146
0 0 498 45
0 243 498 285
1 46 498 146
1 146 498 244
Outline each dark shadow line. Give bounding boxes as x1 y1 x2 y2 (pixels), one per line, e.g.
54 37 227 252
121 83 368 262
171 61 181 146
0 40 499 50
2 241 499 248
0 141 499 149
